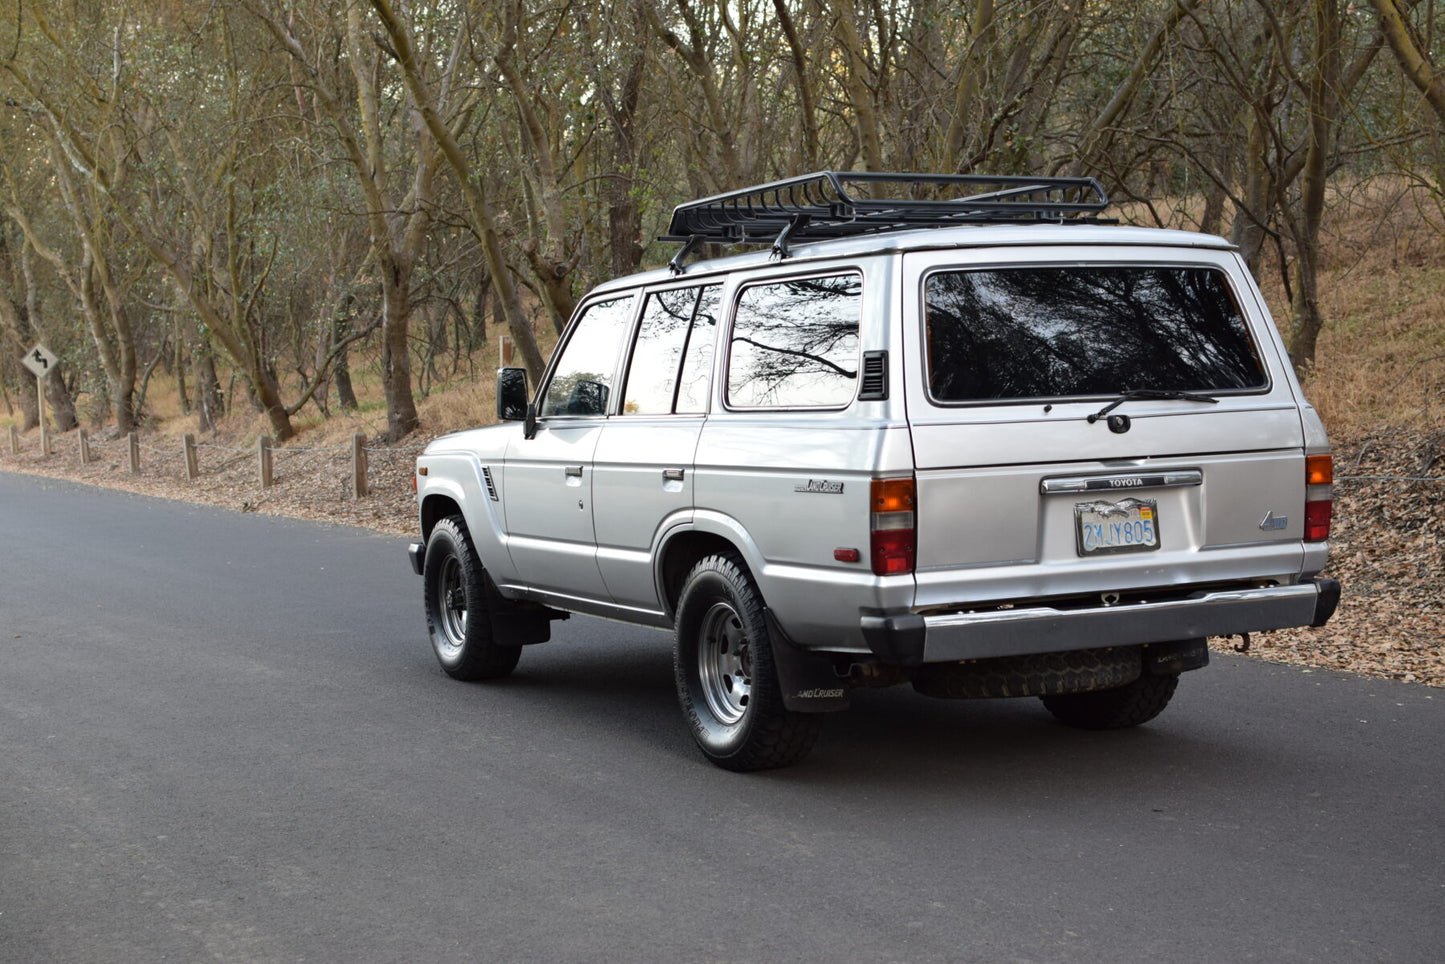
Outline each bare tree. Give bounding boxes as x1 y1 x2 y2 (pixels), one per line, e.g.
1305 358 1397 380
367 0 549 384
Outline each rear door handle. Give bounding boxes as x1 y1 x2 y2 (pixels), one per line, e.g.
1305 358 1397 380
564 465 584 478
663 468 685 482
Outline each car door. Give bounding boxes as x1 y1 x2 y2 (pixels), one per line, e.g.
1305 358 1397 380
502 294 635 601
592 284 722 613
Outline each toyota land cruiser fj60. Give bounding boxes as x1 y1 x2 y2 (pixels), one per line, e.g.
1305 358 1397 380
408 172 1340 770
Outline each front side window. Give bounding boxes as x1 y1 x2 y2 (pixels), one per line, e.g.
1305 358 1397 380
727 273 862 409
539 296 634 416
924 266 1266 403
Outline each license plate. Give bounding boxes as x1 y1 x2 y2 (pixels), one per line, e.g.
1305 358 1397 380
1075 498 1161 556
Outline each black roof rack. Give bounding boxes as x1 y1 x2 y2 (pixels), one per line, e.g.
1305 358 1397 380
662 171 1110 269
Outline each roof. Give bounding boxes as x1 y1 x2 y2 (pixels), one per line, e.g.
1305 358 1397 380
589 221 1239 296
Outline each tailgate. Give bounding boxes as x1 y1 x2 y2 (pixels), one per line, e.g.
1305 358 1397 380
909 405 1308 609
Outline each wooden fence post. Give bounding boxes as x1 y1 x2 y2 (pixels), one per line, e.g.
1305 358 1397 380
258 435 273 488
128 432 140 473
78 427 90 465
9 425 17 455
183 433 198 480
352 433 368 498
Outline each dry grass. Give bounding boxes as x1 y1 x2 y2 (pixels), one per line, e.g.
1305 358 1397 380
1291 182 1445 436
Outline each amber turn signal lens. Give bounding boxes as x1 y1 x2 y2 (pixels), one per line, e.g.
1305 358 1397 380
1305 454 1332 486
871 478 915 513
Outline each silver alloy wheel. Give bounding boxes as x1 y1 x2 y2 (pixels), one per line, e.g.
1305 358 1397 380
437 554 468 656
698 601 753 725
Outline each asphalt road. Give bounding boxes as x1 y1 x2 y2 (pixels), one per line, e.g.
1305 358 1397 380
1 470 1441 963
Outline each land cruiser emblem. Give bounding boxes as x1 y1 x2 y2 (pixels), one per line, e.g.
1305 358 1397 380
795 479 844 494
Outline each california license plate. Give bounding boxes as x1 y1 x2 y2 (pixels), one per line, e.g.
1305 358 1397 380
1075 498 1161 556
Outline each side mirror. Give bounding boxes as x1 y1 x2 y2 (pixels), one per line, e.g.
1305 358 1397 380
497 367 529 422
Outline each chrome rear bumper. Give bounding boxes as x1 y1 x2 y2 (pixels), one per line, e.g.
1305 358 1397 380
861 579 1340 666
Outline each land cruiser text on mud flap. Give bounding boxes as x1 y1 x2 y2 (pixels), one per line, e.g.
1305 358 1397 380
408 172 1340 771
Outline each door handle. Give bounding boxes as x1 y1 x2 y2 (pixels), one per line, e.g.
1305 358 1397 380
663 468 685 482
564 465 584 478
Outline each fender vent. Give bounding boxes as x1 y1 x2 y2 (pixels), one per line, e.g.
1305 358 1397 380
859 350 888 400
481 466 500 501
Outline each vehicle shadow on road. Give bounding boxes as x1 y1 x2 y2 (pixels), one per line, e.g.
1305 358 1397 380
785 685 1274 807
440 635 1273 802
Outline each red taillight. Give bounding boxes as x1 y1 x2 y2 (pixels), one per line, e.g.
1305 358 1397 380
870 478 915 575
1304 454 1332 541
1305 500 1332 541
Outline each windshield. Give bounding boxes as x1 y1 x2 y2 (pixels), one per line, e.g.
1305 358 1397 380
924 265 1267 403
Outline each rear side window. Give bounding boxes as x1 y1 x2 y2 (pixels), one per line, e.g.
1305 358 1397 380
727 273 861 409
621 285 721 415
924 266 1266 403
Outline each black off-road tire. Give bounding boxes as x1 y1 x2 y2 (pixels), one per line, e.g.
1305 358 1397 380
423 516 522 681
674 553 822 771
1039 673 1179 730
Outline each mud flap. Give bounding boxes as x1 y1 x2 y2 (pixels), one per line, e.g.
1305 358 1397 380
1311 578 1341 627
482 569 568 646
764 610 850 713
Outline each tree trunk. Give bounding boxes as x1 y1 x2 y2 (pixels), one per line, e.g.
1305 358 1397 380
1 228 79 431
1371 0 1445 124
1071 0 1204 177
175 323 191 416
45 371 78 431
1230 114 1273 278
497 1 576 332
14 376 38 431
827 0 886 171
772 0 820 171
1201 177 1228 236
194 348 222 434
642 0 744 188
1288 0 1343 376
380 269 420 440
334 311 359 411
0 232 39 431
944 0 997 163
367 0 549 385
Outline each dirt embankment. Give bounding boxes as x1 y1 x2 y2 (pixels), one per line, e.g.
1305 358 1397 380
4 421 1440 687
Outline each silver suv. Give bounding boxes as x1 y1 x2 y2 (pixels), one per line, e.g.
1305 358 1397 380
408 172 1339 770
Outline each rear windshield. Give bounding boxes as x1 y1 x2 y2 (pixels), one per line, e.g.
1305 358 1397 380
924 266 1267 403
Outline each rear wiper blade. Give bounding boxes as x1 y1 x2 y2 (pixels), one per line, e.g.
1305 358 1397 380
1086 388 1219 423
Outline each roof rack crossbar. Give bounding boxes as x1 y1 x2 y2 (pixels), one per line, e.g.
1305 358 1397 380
661 171 1110 251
